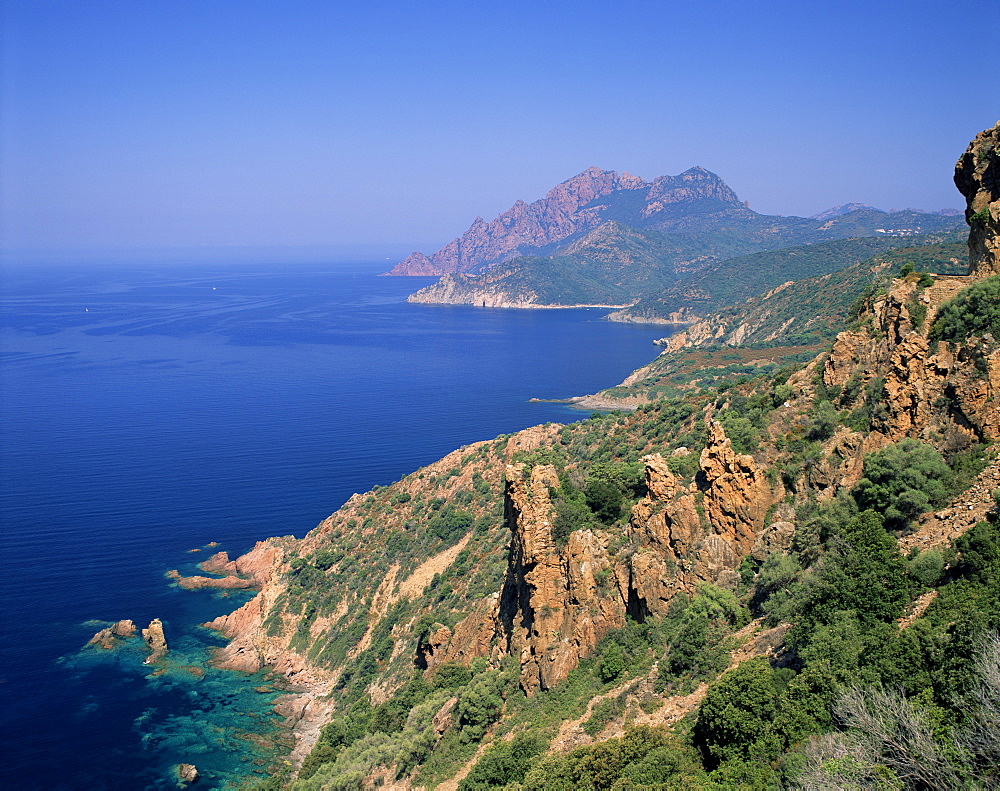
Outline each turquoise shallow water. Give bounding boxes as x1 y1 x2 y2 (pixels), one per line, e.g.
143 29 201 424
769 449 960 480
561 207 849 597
0 257 669 788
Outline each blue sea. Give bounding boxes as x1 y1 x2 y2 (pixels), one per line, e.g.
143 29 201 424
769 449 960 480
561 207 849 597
0 255 668 789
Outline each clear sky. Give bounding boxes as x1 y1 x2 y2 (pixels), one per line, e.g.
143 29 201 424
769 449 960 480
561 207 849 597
2 0 998 258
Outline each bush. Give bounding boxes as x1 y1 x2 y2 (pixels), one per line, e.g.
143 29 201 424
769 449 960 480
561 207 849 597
693 657 780 767
852 439 951 530
908 549 945 588
456 671 505 742
458 733 546 790
585 478 624 524
930 274 1000 344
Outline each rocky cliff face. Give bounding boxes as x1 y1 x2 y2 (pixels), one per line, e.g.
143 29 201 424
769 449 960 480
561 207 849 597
421 420 783 694
389 168 649 276
821 274 999 447
955 121 1000 277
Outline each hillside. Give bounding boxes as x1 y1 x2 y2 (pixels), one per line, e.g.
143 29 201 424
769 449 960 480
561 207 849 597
407 222 734 309
658 240 968 349
408 225 964 312
174 124 999 791
605 230 966 324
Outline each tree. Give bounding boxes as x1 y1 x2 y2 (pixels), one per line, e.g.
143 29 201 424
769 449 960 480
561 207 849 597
852 440 951 531
585 477 624 524
456 671 505 742
796 510 910 632
693 657 779 767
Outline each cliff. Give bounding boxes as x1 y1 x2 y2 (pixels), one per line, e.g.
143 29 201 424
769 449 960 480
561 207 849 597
955 121 1000 277
388 167 651 276
191 127 1000 789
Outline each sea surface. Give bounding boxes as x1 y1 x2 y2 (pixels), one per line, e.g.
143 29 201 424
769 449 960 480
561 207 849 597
0 256 669 789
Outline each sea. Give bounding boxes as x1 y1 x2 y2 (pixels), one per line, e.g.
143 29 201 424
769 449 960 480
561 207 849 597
0 253 669 789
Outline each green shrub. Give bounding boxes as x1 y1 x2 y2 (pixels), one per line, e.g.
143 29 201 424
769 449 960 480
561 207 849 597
930 274 1000 344
456 671 505 742
458 733 546 790
852 439 951 530
693 657 780 767
908 549 945 588
582 695 626 735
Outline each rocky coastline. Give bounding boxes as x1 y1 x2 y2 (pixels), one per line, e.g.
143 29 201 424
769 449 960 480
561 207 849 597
161 123 1000 787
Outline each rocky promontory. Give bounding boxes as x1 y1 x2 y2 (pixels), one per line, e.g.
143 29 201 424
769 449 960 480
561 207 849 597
955 120 1000 277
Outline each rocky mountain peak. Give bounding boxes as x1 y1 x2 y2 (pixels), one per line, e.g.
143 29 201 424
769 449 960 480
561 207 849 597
643 166 741 213
385 165 740 276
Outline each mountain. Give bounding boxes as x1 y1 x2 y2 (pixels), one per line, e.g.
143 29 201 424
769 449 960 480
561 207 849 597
811 202 880 220
172 125 1000 789
401 169 964 310
388 167 652 276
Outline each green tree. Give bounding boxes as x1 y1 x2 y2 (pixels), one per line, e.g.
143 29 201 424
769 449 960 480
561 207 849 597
693 657 780 767
585 477 624 524
796 510 910 632
456 671 505 742
852 439 951 530
459 733 546 789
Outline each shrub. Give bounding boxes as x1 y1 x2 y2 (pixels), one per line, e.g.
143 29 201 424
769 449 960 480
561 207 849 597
930 275 1000 344
852 439 951 530
456 671 505 742
458 733 546 790
693 657 780 767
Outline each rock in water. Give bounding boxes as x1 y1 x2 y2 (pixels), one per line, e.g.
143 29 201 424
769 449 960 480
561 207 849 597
87 619 137 649
176 763 199 784
112 619 137 637
142 618 168 662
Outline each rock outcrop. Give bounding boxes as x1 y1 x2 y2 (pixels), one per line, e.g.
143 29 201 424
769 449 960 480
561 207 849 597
955 121 1000 277
495 463 626 693
87 619 137 649
819 275 999 448
142 618 168 663
176 763 199 785
430 420 784 693
168 543 279 590
625 426 781 615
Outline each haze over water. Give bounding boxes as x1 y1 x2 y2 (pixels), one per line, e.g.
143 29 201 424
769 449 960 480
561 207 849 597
0 257 669 789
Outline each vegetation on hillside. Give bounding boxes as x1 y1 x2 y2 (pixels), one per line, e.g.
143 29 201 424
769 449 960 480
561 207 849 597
411 220 964 311
610 231 966 324
243 250 998 790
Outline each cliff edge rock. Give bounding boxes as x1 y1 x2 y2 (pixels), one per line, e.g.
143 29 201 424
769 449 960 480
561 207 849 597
955 120 1000 277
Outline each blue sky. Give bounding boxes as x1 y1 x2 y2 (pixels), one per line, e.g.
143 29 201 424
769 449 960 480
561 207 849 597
2 0 998 258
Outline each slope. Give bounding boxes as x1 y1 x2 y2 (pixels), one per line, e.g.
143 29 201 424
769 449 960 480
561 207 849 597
195 124 999 790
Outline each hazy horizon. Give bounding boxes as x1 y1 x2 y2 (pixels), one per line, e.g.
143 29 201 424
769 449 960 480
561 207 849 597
3 0 997 258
